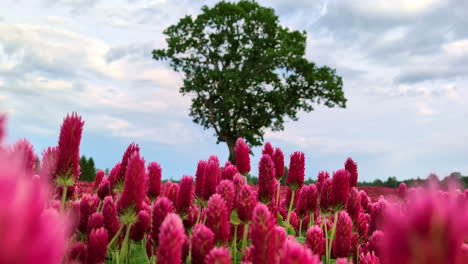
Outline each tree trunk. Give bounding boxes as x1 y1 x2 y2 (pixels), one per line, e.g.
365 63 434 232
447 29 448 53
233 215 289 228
226 139 236 165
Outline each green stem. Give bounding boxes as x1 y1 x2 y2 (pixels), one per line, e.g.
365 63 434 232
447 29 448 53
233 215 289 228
108 226 124 249
285 190 296 228
195 205 202 226
356 244 360 264
241 223 249 252
299 219 303 237
232 225 238 264
97 200 103 213
308 211 315 229
322 218 329 264
60 186 68 212
275 180 281 208
328 212 339 264
120 224 133 263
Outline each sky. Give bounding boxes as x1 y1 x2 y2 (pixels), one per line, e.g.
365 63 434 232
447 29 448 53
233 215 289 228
1 0 467 182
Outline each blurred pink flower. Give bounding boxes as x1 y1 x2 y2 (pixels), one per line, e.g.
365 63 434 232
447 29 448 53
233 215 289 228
0 152 68 264
195 160 207 199
156 213 186 264
40 146 58 182
56 112 84 182
262 142 274 157
115 143 140 187
221 164 238 181
86 227 108 264
131 209 151 241
205 194 230 244
147 161 162 199
191 224 215 264
305 226 325 257
344 158 358 187
94 170 105 190
332 212 353 258
176 175 194 216
151 197 174 246
287 152 305 190
86 212 104 236
205 247 232 264
235 138 250 174
331 169 350 208
280 237 321 264
102 196 120 240
0 114 5 144
272 147 285 180
237 184 258 222
12 139 37 176
203 158 221 200
380 189 468 264
216 179 235 212
346 187 361 220
117 152 147 214
258 154 276 204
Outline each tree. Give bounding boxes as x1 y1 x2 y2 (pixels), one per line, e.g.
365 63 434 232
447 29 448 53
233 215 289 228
79 155 97 182
153 0 346 163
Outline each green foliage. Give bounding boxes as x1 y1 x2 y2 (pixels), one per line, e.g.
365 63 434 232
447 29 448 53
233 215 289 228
153 0 346 162
79 155 97 182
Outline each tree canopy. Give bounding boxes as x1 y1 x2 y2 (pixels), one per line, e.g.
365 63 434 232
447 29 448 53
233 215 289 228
153 0 346 163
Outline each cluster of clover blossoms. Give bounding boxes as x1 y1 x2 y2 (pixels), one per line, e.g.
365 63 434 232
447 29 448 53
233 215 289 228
1 112 468 264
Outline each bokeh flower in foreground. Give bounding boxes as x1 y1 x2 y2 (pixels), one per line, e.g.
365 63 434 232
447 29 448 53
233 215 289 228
0 152 68 264
380 187 468 264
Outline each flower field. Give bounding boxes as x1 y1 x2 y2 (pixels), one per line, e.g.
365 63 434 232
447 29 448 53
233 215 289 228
1 113 467 264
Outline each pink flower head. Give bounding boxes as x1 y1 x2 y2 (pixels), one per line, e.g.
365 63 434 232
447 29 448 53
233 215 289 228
0 114 5 144
117 152 147 214
203 158 221 200
67 242 87 263
156 213 186 264
316 171 330 194
131 209 151 241
102 196 120 240
40 146 58 182
116 143 140 187
262 142 274 156
79 194 99 233
286 152 305 190
250 203 284 264
305 226 325 257
233 173 246 204
258 154 276 204
86 212 104 236
237 184 258 222
380 190 468 264
346 187 361 220
12 139 37 176
296 187 308 219
205 194 230 243
360 252 380 264
344 158 358 187
398 182 407 200
216 179 235 212
369 230 384 257
360 190 371 212
147 161 162 199
107 163 121 190
319 178 332 212
272 147 285 180
97 178 111 200
0 152 68 264
369 198 387 233
205 247 232 264
94 170 105 190
56 112 84 182
195 160 207 198
331 169 350 208
191 224 215 264
151 197 174 246
221 164 238 181
280 237 321 264
335 259 350 264
297 185 318 218
357 213 370 242
176 175 194 216
332 212 353 258
162 181 179 205
235 138 250 174
86 227 108 264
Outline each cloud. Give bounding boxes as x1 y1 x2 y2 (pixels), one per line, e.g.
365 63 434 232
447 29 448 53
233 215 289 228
416 103 437 116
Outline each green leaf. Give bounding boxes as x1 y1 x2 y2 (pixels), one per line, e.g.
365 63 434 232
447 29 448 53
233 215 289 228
296 236 306 244
129 243 150 264
286 225 296 236
230 209 242 226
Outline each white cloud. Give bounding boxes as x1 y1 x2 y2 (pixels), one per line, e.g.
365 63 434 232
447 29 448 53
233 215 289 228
416 103 437 116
